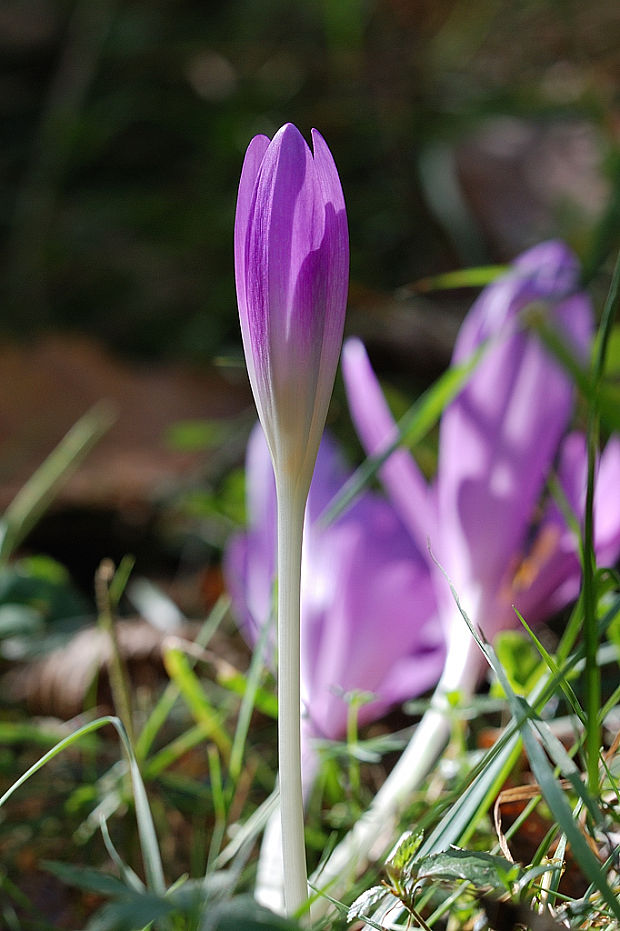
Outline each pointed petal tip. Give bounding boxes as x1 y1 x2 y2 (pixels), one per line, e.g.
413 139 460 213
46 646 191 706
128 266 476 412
342 336 367 369
514 239 580 297
271 122 307 150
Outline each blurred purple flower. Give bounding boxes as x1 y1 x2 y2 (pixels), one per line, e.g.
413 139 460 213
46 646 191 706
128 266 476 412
234 123 348 491
225 422 444 757
343 240 620 691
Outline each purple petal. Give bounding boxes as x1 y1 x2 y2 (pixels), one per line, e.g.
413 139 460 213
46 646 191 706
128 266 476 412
234 124 348 487
225 422 443 744
308 129 349 446
300 493 441 741
500 432 620 626
342 337 435 557
223 424 277 651
436 242 593 610
593 436 620 565
234 134 270 331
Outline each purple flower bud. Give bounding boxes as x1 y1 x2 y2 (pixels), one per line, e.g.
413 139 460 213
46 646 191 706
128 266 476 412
234 124 349 491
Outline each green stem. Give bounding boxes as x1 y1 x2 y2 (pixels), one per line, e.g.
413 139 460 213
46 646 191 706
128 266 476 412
583 415 599 795
583 249 620 794
275 477 308 915
95 559 135 746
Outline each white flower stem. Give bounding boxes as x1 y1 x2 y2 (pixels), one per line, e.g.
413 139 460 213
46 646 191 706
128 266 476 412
275 476 308 916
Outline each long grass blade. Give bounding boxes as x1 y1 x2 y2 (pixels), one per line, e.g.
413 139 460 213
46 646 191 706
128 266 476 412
0 403 115 561
0 714 166 897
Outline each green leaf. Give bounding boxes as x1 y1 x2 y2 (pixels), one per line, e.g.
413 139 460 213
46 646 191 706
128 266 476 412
207 896 301 930
386 830 424 879
0 603 45 639
492 630 543 695
219 668 277 719
347 885 390 923
43 861 129 897
162 645 232 759
87 893 173 931
412 847 521 892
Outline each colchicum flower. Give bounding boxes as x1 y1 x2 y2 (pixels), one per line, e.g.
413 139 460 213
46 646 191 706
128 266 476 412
345 240 620 688
310 240 620 909
235 123 349 492
234 123 348 914
226 423 444 766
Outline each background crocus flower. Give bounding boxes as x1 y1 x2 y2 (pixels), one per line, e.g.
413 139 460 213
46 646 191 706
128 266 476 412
311 240 620 909
344 241 611 690
234 123 348 914
225 422 444 914
225 423 444 768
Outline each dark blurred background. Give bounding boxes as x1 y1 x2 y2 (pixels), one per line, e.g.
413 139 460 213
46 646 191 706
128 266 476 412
2 0 618 361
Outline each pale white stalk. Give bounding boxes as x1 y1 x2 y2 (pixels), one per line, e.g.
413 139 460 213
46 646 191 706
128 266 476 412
255 805 287 913
310 623 483 918
275 476 308 915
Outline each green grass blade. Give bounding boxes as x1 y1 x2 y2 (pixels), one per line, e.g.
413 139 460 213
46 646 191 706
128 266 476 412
583 249 620 795
143 724 209 780
322 346 483 526
162 643 232 760
519 722 620 921
0 714 166 897
99 815 145 893
514 609 585 725
0 403 115 561
135 595 229 762
418 730 523 857
229 604 274 782
403 264 509 293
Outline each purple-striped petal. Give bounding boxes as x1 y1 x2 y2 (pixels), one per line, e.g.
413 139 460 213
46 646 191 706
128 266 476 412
505 432 620 624
234 124 349 489
342 337 435 557
225 423 443 745
436 242 593 614
300 493 440 740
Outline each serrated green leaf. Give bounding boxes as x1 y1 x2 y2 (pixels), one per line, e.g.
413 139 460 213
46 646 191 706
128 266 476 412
413 847 521 891
386 830 425 877
347 885 390 923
